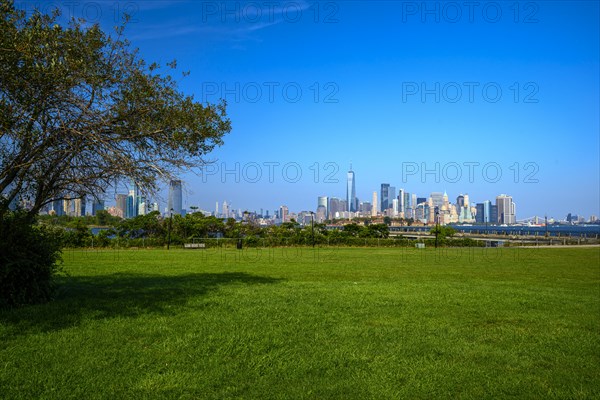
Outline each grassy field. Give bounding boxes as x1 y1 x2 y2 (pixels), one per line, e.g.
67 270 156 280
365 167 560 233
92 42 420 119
1 247 599 399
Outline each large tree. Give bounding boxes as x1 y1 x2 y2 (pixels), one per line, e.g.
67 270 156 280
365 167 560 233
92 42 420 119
0 1 231 216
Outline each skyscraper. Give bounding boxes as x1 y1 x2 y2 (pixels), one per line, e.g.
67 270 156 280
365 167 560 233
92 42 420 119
346 166 356 212
279 205 289 223
329 197 342 219
372 191 378 217
115 194 127 218
430 192 444 208
380 184 390 212
92 199 105 216
168 180 183 216
318 196 329 219
496 194 515 224
398 188 405 214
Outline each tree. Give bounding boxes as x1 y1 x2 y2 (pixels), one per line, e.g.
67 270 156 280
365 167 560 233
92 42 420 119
0 2 230 306
0 2 231 216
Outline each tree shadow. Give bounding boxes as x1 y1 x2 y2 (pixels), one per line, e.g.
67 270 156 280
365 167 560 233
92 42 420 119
0 272 282 338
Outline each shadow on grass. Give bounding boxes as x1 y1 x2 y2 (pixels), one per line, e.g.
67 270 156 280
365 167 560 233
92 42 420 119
0 272 282 338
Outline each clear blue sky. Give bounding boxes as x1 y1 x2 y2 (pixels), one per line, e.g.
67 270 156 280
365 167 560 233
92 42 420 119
28 1 600 219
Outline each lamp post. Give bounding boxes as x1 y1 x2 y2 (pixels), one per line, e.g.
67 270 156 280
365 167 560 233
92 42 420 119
434 209 440 249
167 208 173 250
310 211 315 248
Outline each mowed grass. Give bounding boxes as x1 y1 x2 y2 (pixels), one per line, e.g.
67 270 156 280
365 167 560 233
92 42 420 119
1 247 599 399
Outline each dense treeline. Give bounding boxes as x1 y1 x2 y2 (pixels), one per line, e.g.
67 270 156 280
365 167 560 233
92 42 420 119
38 212 483 248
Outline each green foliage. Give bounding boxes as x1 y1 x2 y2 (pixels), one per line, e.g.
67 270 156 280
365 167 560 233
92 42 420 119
0 211 62 308
0 2 230 215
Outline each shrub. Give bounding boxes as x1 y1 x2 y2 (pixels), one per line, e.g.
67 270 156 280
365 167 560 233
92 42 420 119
0 211 63 308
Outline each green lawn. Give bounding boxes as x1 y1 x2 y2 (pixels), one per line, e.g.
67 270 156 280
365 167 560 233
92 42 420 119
1 247 599 399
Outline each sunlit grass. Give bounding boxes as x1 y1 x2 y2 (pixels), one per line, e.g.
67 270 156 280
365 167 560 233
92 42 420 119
1 247 599 399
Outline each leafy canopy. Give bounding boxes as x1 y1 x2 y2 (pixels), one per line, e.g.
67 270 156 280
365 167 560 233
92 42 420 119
0 1 231 215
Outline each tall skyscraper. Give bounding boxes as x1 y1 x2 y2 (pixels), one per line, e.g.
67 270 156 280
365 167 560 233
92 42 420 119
398 188 405 214
52 197 65 216
279 205 289 223
371 191 378 217
168 180 183 216
92 199 105 216
380 184 390 212
115 194 127 218
430 192 444 208
346 166 356 212
496 194 515 224
318 196 329 219
329 197 342 219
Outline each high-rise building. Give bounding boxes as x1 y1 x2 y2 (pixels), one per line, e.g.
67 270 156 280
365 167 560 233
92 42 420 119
168 180 183 216
380 184 390 212
329 197 341 219
360 201 372 214
74 197 86 217
222 201 229 218
52 197 65 216
417 197 426 205
318 196 329 219
371 191 378 217
92 199 105 216
398 189 405 214
279 205 289 223
392 198 399 216
346 166 356 212
496 194 515 224
115 194 127 218
430 192 444 208
490 205 498 224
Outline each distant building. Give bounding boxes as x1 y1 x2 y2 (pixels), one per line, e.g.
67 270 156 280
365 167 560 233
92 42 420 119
279 205 289 223
346 166 357 212
496 194 516 224
380 184 390 212
371 191 378 217
168 180 183 216
92 200 105 216
318 196 329 219
115 194 127 218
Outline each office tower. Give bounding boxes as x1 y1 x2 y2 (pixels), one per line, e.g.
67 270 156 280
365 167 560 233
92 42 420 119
329 197 341 219
456 194 465 209
318 196 329 219
74 197 85 217
115 194 127 218
371 191 378 217
389 186 396 208
52 197 65 216
360 201 372 213
346 166 356 212
417 197 426 205
222 201 229 218
279 205 289 223
340 200 348 213
63 196 72 216
398 188 405 214
126 194 134 218
316 205 327 223
430 192 444 208
168 180 183 216
490 205 498 224
392 198 399 217
92 200 105 216
380 184 390 212
476 203 484 223
496 194 515 224
215 202 219 216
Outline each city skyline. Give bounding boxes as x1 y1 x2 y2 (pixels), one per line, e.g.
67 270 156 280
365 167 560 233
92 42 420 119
21 1 599 220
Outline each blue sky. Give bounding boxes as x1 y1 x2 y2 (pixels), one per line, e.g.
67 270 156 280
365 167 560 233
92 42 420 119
25 1 600 219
